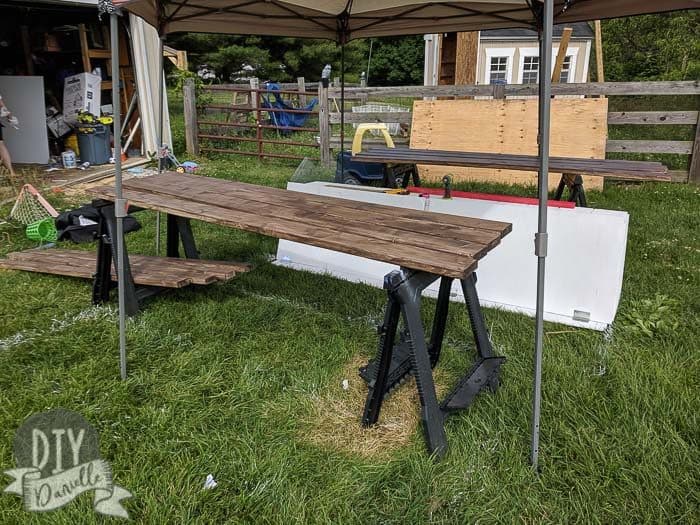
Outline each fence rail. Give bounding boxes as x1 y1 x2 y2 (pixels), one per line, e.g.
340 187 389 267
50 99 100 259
185 79 700 184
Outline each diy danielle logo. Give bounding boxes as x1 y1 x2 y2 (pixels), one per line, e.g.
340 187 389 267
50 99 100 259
3 408 131 518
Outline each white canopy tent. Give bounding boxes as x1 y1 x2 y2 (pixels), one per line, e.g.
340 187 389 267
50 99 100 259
103 0 697 468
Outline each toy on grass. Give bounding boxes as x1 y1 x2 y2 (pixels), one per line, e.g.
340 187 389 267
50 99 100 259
25 218 58 242
176 161 199 174
10 184 59 226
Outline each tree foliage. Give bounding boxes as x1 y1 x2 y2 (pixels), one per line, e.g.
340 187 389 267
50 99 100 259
600 11 699 81
167 33 368 83
366 36 425 86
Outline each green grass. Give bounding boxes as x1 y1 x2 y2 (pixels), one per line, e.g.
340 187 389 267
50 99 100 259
0 99 698 524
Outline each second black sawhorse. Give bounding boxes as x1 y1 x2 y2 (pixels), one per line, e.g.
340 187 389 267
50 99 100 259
91 199 200 316
554 173 587 207
360 268 505 458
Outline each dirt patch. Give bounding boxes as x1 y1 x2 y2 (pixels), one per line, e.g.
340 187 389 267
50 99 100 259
303 355 448 459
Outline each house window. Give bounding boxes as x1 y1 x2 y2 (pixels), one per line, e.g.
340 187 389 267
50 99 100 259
489 56 509 84
559 55 573 83
522 56 539 84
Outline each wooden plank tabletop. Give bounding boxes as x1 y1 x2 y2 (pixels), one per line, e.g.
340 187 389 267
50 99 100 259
88 173 512 279
353 147 670 181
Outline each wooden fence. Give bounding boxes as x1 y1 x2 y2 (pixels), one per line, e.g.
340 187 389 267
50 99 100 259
185 79 700 183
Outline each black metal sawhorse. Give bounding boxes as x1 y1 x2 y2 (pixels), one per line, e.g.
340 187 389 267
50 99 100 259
554 173 587 207
360 268 505 458
91 199 199 316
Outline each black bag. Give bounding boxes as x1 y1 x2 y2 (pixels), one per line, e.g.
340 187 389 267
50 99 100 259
55 204 141 244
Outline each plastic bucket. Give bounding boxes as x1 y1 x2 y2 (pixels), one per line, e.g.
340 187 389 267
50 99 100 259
77 124 111 165
26 218 57 242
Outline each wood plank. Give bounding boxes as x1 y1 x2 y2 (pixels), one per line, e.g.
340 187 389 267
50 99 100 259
552 27 573 83
89 184 479 279
122 173 511 235
606 140 693 154
607 111 698 125
455 32 478 85
410 98 608 189
123 175 500 256
356 148 670 181
1 250 249 288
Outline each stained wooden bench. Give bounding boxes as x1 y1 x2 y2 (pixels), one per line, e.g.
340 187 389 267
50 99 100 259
86 172 511 458
354 147 671 206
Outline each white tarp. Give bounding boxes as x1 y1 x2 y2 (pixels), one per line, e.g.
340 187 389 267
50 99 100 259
275 182 629 331
129 14 172 153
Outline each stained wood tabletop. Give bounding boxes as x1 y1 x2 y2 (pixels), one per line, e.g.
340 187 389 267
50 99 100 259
88 173 512 279
353 147 670 181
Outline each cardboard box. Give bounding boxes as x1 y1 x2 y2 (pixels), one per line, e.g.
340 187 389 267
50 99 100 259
62 73 102 124
46 112 72 138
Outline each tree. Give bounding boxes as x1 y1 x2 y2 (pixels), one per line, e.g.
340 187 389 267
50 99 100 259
166 34 368 83
601 11 699 81
366 36 425 86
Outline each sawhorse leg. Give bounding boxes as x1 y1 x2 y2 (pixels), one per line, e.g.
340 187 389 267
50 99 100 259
166 214 199 259
361 269 505 458
554 173 587 207
91 200 140 316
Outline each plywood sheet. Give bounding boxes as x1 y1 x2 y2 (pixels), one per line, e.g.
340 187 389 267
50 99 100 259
410 98 608 190
0 76 50 164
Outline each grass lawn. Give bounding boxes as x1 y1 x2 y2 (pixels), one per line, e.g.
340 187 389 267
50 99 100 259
0 105 698 523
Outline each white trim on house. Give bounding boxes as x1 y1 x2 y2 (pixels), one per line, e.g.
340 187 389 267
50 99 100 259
484 47 515 84
582 39 592 82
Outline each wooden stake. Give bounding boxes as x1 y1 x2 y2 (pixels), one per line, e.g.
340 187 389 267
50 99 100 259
551 27 573 83
594 20 605 83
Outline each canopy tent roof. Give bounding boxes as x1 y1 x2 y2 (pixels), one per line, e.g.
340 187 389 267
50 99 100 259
114 0 696 40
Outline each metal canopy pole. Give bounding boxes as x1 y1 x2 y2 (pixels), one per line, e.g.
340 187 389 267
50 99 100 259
531 0 554 470
339 43 346 173
110 11 127 380
155 35 165 255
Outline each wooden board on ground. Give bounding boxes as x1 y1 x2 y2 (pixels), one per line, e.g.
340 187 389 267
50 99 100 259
0 249 250 288
410 98 608 190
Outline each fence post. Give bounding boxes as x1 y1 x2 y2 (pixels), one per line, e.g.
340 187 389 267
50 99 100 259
689 113 700 184
250 77 262 159
297 76 306 105
359 72 368 105
318 82 331 167
492 83 506 100
183 77 199 155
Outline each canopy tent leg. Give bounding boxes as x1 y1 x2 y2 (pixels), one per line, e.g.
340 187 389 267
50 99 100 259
110 12 128 380
155 36 165 256
531 0 554 471
339 43 346 176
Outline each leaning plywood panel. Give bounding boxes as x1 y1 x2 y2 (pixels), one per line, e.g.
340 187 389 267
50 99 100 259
0 76 50 164
410 98 607 190
276 182 628 330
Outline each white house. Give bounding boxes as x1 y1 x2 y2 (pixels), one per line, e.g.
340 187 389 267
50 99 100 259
424 23 593 87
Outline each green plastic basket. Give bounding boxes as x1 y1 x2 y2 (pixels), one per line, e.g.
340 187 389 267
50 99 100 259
26 218 57 242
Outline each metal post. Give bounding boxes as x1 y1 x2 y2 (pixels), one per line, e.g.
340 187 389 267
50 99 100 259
110 12 127 380
339 44 346 175
155 36 165 256
531 0 554 471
